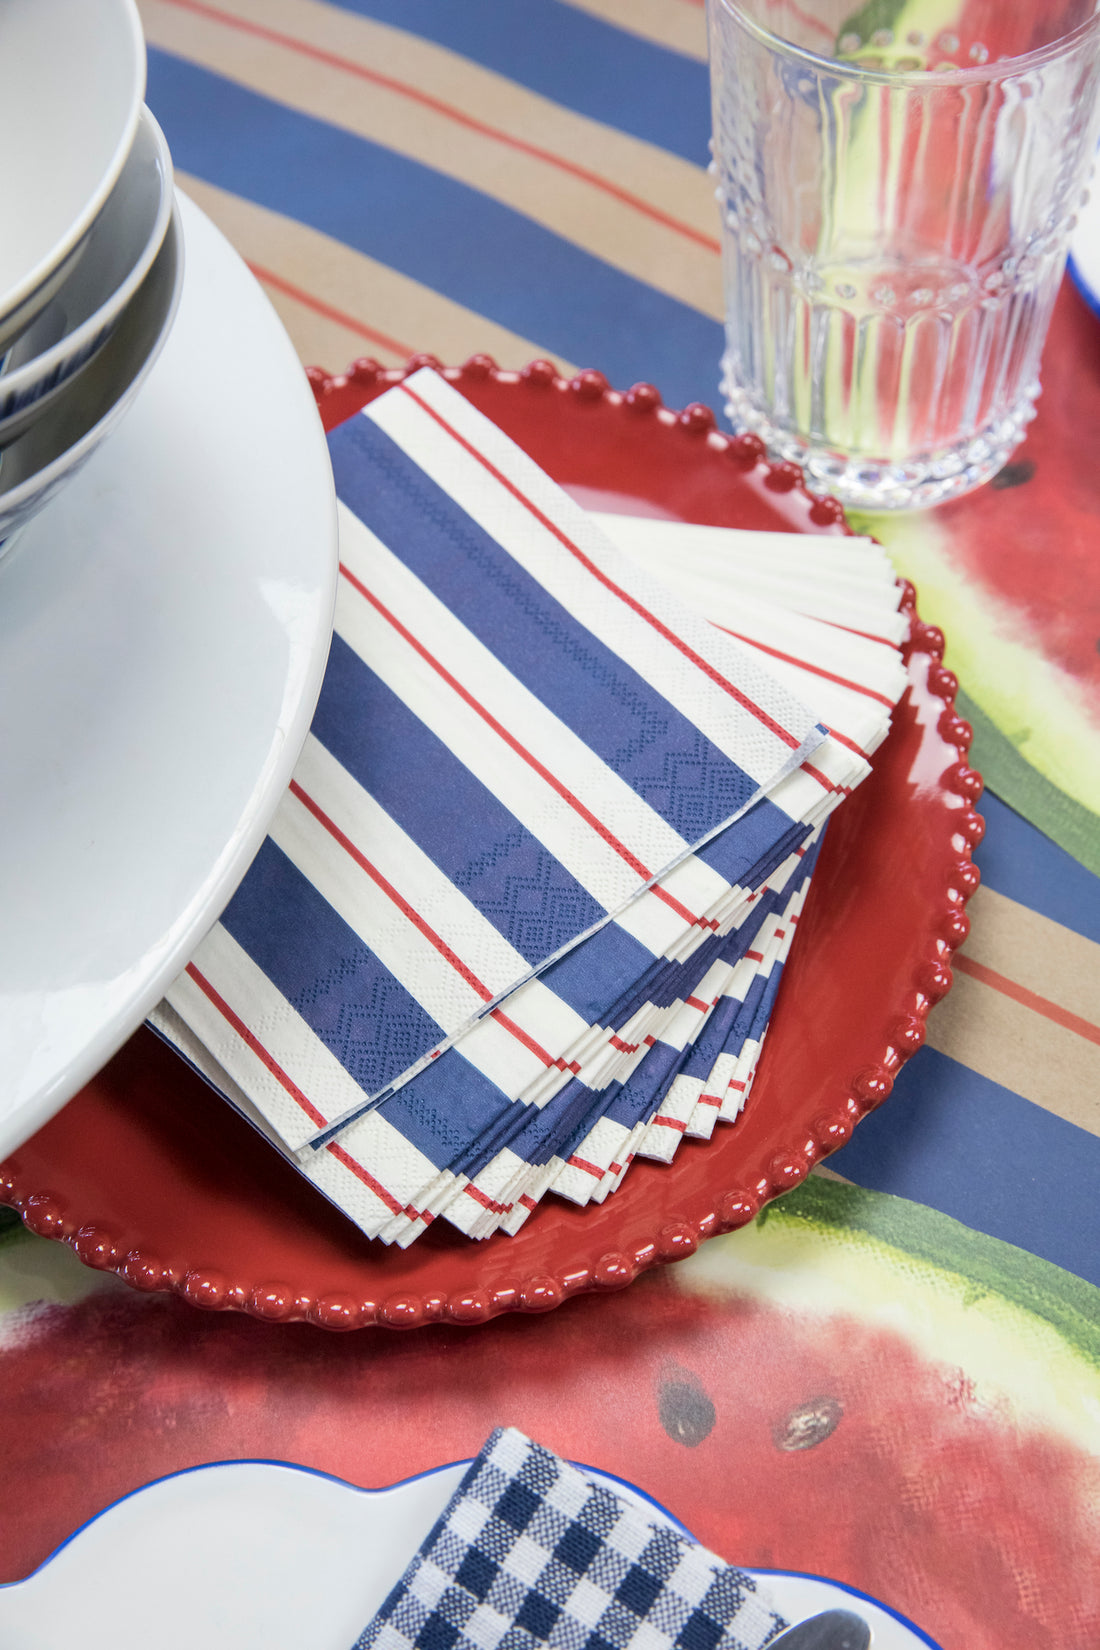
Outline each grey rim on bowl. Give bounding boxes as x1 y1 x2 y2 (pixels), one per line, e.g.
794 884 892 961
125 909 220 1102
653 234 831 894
0 107 175 447
0 0 146 348
0 201 185 553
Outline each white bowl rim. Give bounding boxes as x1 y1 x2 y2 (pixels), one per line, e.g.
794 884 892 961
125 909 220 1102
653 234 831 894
0 202 184 520
0 106 173 406
0 0 146 325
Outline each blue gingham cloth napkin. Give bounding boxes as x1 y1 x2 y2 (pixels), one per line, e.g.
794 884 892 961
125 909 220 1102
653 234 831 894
355 1429 789 1650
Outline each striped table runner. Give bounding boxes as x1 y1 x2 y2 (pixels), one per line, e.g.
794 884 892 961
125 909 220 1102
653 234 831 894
137 0 1100 1285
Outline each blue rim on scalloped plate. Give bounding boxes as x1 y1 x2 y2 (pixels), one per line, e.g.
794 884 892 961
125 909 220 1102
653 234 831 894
0 1456 941 1650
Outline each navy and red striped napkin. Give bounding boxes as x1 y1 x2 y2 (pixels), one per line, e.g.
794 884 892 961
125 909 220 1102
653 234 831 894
152 368 906 1244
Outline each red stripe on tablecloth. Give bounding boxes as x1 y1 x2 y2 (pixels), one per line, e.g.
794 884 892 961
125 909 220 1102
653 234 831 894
685 994 710 1012
397 382 805 753
953 954 1100 1047
338 562 656 882
289 777 494 1002
184 962 329 1129
160 0 721 254
247 262 413 356
716 624 897 708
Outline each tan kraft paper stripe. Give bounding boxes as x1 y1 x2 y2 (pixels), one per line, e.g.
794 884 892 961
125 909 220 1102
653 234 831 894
139 0 723 319
178 173 576 374
559 0 708 60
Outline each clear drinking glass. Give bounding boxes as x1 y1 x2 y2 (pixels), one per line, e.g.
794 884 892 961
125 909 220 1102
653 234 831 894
708 0 1100 509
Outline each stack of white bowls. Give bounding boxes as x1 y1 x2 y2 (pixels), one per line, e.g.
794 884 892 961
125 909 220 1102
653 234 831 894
0 0 182 555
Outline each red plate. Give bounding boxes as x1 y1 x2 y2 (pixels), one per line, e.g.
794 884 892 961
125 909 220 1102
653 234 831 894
0 357 983 1330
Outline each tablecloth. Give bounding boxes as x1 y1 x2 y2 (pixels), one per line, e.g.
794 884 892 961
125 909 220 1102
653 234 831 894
1 6 1098 1648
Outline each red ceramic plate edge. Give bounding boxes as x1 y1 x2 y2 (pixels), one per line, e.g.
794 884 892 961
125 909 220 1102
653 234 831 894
0 356 985 1330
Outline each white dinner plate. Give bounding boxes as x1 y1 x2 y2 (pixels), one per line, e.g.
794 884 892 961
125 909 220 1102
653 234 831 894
0 191 339 1156
1068 165 1100 321
0 1458 940 1650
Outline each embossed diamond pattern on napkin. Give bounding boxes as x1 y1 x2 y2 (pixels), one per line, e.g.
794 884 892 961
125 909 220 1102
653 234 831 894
162 368 826 1154
353 1430 789 1650
153 381 908 1247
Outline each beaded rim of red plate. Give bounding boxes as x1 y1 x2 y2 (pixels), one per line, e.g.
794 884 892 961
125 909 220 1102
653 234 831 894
0 356 985 1331
308 351 858 532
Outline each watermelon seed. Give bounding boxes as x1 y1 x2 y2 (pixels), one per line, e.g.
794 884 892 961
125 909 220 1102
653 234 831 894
991 458 1036 488
657 1377 716 1447
773 1397 843 1451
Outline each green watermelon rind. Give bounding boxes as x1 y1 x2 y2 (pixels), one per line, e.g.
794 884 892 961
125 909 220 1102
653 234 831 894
956 685 1100 879
4 1169 1097 1372
837 0 913 47
766 1175 1100 1369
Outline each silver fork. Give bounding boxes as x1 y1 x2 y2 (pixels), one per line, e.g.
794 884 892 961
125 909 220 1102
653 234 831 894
769 1609 872 1650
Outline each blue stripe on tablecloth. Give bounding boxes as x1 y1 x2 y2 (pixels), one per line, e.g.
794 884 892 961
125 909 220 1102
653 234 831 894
218 839 445 1096
828 1046 1100 1289
145 50 725 410
322 0 712 163
975 791 1100 946
314 633 607 962
330 413 769 840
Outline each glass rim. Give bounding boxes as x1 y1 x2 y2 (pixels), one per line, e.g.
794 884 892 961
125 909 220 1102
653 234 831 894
708 0 1100 87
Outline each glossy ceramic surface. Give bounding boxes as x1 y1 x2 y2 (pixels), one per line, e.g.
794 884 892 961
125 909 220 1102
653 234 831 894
0 357 982 1325
0 0 145 348
0 191 338 1158
0 107 174 448
0 1458 939 1650
0 201 183 552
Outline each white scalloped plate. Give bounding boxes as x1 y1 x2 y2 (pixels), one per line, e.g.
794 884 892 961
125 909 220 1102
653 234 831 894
0 1458 939 1649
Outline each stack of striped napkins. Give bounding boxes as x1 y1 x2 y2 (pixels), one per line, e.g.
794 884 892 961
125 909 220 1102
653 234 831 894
152 368 907 1246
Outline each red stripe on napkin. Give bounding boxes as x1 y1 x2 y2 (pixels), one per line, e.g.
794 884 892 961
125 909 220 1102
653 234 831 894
398 381 805 752
184 963 329 1130
289 778 495 1004
716 625 897 708
338 562 655 882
